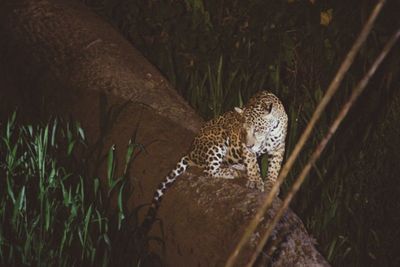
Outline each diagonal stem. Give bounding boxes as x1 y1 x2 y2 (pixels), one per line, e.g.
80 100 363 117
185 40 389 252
246 27 400 267
225 1 386 266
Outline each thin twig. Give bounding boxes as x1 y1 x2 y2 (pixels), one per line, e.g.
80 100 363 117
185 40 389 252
246 27 400 267
224 1 386 266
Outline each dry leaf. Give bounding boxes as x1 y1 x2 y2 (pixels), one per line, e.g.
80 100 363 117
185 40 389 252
320 9 333 26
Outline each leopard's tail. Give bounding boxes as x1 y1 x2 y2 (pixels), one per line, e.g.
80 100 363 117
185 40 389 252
140 156 190 234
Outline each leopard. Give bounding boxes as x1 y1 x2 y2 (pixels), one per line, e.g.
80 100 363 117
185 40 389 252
140 91 288 232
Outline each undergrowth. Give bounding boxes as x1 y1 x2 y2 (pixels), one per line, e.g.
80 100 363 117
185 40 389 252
82 0 400 265
0 113 160 266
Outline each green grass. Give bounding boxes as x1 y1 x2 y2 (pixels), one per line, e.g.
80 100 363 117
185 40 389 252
0 113 161 266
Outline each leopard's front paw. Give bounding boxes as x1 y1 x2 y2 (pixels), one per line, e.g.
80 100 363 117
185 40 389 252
212 168 241 179
246 178 265 192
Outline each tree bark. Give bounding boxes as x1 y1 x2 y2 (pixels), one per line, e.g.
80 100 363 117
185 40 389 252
0 0 329 266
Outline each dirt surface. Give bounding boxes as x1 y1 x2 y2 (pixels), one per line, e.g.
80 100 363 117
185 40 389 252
0 0 330 266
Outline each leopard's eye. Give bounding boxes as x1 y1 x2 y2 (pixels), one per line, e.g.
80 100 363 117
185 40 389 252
262 102 273 113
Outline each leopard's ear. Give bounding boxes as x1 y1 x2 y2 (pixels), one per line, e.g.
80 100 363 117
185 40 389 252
234 107 244 114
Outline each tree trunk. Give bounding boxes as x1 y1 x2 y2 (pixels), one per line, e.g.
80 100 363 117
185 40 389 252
0 0 329 266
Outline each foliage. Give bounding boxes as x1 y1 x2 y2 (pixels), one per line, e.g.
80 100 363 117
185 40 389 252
82 0 400 265
0 113 159 266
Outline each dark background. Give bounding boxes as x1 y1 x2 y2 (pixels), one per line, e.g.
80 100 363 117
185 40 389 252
0 0 400 266
80 0 400 266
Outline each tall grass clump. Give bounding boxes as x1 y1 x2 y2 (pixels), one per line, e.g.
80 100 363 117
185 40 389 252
0 113 157 266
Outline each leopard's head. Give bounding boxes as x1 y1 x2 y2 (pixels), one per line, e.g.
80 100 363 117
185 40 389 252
235 107 266 153
235 91 287 152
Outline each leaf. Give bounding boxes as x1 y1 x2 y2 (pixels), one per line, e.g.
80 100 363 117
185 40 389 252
67 140 75 156
45 200 51 231
6 176 16 203
320 9 333 26
12 186 26 224
117 182 126 229
77 124 85 141
124 140 135 174
83 205 93 248
50 118 58 147
107 145 116 186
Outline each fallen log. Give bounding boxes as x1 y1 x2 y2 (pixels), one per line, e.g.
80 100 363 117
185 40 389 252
0 0 329 266
161 172 330 266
